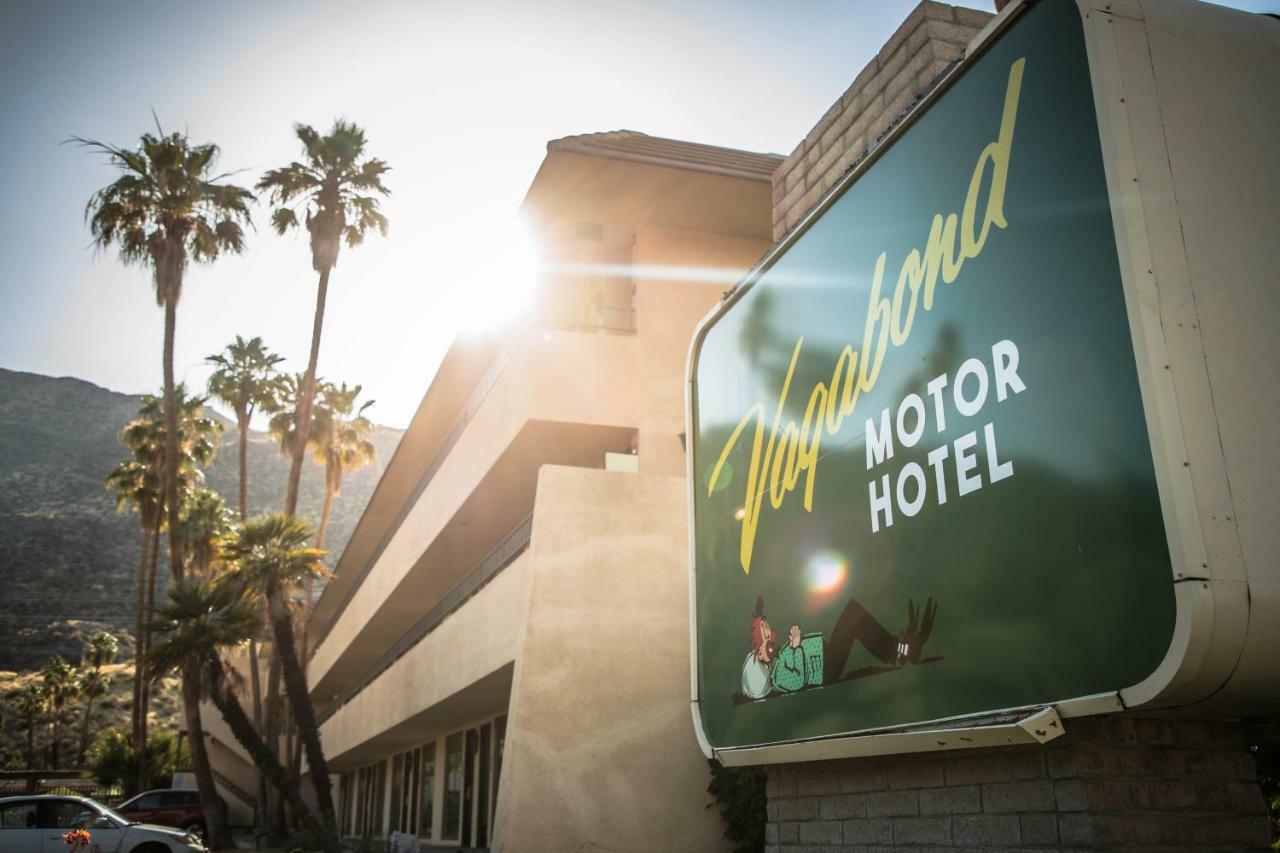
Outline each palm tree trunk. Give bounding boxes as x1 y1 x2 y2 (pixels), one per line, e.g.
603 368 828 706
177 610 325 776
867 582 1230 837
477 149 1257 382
138 524 161 793
131 525 150 764
182 667 233 851
25 719 35 769
284 267 330 517
264 646 283 840
206 653 330 850
162 297 182 583
50 707 61 768
236 412 270 834
268 588 338 846
316 478 336 550
237 413 249 520
77 692 97 765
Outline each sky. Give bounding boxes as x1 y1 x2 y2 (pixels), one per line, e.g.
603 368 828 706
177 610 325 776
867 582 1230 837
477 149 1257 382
1 0 1275 429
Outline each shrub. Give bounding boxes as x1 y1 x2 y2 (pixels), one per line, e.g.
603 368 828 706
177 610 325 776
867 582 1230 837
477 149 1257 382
706 758 767 853
88 728 189 796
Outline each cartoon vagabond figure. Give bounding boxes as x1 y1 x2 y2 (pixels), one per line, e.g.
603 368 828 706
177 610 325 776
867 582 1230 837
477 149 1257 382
741 595 938 700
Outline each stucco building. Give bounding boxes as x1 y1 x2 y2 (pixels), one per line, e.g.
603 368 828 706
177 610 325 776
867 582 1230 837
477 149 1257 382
203 131 779 850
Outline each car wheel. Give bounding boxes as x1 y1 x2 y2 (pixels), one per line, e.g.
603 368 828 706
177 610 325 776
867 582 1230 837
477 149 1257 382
182 821 207 845
130 844 171 853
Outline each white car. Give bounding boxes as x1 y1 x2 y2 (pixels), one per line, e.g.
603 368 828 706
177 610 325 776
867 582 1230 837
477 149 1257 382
0 794 206 852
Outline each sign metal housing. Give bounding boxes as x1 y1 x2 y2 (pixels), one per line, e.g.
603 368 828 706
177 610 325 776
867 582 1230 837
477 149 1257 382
686 0 1280 764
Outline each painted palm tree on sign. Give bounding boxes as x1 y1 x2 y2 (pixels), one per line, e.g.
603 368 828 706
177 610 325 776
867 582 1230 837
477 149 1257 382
77 631 118 764
221 514 338 850
257 120 389 519
206 336 286 520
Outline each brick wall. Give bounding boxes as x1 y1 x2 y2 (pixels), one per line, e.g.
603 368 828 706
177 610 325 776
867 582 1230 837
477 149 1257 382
771 2 992 242
766 716 1272 851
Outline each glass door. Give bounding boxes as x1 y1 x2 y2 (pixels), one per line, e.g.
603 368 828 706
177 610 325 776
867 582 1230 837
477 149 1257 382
462 728 477 845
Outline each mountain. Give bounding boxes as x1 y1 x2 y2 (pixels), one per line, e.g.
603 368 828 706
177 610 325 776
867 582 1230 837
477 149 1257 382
0 367 403 670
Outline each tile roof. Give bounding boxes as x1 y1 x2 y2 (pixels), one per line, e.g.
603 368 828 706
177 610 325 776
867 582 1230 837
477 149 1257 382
547 130 783 182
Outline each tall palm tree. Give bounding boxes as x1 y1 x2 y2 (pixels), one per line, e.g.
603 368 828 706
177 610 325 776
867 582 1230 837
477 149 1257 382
198 333 281 828
221 515 337 846
15 684 46 769
309 382 378 549
180 487 232 577
206 336 286 520
40 656 79 768
147 578 329 848
75 670 112 767
257 120 389 518
105 456 161 759
77 632 118 764
79 127 252 585
109 388 222 788
107 384 225 824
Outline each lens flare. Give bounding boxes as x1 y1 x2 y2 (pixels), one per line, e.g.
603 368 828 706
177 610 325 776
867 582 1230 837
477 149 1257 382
805 551 848 608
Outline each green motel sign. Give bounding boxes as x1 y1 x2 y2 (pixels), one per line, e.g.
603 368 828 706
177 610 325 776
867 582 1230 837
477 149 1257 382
687 0 1176 759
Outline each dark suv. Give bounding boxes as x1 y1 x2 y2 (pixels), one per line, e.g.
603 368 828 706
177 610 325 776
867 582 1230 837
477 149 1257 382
115 789 209 841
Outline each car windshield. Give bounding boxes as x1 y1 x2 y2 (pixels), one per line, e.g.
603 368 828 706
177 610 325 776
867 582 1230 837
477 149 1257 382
82 799 133 825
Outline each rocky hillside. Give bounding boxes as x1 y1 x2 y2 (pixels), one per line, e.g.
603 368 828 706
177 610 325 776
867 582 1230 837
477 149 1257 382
0 367 403 670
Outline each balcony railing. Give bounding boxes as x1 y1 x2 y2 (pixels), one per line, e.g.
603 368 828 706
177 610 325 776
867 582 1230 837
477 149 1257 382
316 513 534 725
309 332 526 657
309 297 632 660
539 300 636 334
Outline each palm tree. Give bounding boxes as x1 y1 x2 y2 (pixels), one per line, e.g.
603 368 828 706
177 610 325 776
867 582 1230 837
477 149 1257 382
40 656 79 768
206 336 286 520
105 456 161 760
195 333 281 824
15 684 46 769
107 389 225 819
109 387 222 789
309 382 378 549
75 671 112 767
222 515 337 846
257 120 389 519
79 127 252 585
180 487 232 577
77 632 118 764
146 579 325 850
147 579 328 845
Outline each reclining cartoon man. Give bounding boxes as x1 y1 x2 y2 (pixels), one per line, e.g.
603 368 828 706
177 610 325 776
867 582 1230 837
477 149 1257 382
741 595 938 701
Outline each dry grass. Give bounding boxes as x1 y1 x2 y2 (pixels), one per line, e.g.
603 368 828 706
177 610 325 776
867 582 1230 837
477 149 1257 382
0 662 183 769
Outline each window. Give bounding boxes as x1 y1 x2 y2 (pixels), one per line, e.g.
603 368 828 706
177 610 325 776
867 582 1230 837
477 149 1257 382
477 723 492 847
0 801 37 829
161 791 198 806
418 742 436 839
131 793 163 810
41 800 95 829
493 714 507 810
389 754 403 835
373 758 387 837
339 773 353 837
443 732 463 839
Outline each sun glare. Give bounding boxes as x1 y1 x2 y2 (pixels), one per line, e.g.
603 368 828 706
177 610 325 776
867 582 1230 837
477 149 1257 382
431 212 540 333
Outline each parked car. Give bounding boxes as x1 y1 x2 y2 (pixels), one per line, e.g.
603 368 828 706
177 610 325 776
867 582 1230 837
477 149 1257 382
115 789 213 842
0 794 205 852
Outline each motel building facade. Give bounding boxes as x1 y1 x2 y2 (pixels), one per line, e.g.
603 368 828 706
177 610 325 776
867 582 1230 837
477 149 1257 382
199 0 1280 851
203 128 781 850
